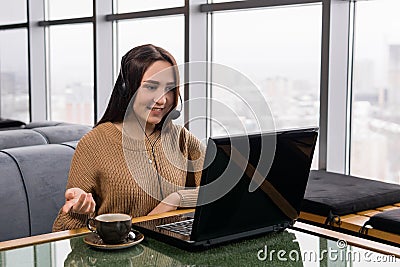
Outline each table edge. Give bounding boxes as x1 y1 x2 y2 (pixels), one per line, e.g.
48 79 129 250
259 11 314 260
0 209 195 251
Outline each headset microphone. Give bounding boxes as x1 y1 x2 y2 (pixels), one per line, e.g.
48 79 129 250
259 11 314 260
169 93 183 120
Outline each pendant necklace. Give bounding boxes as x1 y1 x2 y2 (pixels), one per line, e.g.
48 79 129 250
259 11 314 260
146 132 161 165
132 111 165 199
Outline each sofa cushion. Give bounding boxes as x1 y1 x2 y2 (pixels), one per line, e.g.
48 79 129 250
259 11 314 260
0 152 30 241
24 121 65 129
4 144 74 236
0 129 48 150
61 140 79 150
302 170 400 217
32 125 91 144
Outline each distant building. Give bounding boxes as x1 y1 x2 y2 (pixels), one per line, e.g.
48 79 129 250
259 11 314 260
353 59 380 105
52 82 93 125
351 120 389 183
388 44 400 108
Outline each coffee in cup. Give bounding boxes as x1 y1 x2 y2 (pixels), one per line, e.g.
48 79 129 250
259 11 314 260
87 213 132 244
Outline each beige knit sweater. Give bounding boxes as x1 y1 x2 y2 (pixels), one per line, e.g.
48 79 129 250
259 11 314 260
53 122 204 232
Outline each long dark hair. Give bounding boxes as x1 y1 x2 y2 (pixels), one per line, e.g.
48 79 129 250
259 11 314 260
96 44 180 128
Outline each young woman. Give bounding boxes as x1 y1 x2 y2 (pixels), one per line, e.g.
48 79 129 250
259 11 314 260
53 44 204 231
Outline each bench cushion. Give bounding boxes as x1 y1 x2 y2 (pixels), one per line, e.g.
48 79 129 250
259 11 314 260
0 152 30 241
4 145 74 236
302 170 400 217
0 118 25 130
366 209 400 235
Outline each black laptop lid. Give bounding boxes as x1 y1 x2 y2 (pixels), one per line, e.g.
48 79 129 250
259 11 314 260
191 128 318 242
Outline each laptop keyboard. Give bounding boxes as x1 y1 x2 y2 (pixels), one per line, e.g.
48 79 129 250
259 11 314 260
156 219 194 236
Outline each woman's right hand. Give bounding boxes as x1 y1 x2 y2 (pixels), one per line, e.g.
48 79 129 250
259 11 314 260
62 187 96 214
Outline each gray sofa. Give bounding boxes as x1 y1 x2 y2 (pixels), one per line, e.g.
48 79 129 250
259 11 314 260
0 122 89 242
0 124 91 150
0 142 78 242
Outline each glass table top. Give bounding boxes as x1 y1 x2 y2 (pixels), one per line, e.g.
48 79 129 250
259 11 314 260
1 227 399 267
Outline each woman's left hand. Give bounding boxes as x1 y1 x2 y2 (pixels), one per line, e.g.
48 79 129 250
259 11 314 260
147 192 181 216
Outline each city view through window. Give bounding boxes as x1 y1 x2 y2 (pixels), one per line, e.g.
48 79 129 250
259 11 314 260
211 4 322 168
0 29 29 122
351 0 400 184
1 1 400 184
48 24 94 125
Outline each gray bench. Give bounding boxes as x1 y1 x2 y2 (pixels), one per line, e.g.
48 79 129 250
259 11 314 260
301 170 400 225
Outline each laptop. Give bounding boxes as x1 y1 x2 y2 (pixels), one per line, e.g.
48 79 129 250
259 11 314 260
133 127 318 251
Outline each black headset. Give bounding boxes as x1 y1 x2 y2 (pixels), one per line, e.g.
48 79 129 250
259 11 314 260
118 55 129 97
119 56 182 120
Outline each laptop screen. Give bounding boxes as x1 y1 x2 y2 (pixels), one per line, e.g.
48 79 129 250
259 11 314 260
191 127 318 241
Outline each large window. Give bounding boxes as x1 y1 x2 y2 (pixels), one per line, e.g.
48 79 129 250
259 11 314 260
0 29 29 122
0 0 26 24
351 0 400 183
6 0 399 181
212 5 321 132
48 24 94 125
46 0 92 20
115 0 184 13
116 16 184 67
211 4 322 167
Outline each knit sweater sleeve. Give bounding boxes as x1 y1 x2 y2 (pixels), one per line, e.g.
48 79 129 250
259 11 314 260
52 135 98 232
177 128 205 208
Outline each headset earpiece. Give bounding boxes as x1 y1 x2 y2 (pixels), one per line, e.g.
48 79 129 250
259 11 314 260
119 56 129 97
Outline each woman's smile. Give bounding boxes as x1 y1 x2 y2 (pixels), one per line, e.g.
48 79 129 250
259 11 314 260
133 60 176 128
148 105 166 116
